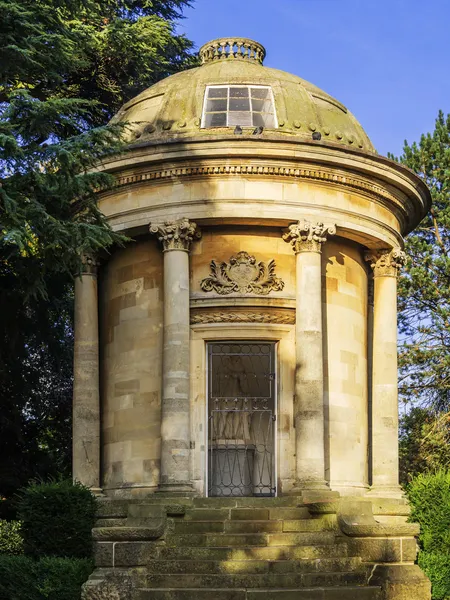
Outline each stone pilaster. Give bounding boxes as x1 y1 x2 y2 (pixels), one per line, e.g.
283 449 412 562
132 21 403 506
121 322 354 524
283 219 336 490
73 255 102 494
365 248 406 497
150 218 201 493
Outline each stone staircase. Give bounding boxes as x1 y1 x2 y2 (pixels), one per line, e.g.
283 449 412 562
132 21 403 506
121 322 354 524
85 494 430 600
133 497 381 600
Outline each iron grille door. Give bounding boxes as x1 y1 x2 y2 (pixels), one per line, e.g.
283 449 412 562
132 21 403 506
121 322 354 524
207 342 276 497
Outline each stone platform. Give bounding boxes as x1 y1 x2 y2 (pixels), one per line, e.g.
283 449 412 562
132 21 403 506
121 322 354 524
82 494 430 600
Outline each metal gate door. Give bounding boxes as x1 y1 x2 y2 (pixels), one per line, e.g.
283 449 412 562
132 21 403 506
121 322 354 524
207 342 276 497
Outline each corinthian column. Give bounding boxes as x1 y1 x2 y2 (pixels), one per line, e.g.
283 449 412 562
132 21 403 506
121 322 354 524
73 255 102 494
150 218 201 493
365 248 406 497
283 219 336 490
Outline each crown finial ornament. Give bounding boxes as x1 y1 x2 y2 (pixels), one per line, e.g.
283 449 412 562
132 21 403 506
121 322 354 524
199 38 266 65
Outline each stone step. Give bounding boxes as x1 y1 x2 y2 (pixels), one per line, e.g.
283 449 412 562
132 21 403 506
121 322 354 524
144 571 368 589
183 507 311 521
157 543 349 561
138 587 381 600
165 532 337 547
192 497 304 508
146 557 361 575
173 519 326 535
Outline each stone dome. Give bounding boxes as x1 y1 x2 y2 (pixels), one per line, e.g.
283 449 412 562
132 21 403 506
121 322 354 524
112 37 375 152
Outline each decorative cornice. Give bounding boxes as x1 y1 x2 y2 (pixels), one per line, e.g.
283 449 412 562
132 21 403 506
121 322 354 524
110 164 401 210
283 219 336 253
200 251 285 295
364 248 406 277
190 310 295 325
149 218 201 252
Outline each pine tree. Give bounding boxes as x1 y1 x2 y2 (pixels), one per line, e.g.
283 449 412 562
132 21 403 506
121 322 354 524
0 0 195 507
394 111 450 478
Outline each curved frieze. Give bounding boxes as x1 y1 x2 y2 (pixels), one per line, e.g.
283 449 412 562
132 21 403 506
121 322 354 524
190 310 295 325
110 163 402 210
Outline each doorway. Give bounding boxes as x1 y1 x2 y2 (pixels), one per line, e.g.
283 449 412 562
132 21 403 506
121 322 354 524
207 341 276 497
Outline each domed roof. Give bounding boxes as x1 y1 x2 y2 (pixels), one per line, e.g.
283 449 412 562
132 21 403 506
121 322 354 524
112 37 374 152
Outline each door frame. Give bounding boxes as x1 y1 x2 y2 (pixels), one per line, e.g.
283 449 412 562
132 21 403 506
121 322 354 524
189 323 295 498
206 340 278 498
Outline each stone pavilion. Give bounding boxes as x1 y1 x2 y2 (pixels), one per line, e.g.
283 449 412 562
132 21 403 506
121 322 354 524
76 37 432 600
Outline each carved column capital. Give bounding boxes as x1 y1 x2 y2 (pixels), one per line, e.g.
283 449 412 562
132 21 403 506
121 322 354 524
365 248 406 278
81 254 100 275
150 218 201 252
282 219 336 253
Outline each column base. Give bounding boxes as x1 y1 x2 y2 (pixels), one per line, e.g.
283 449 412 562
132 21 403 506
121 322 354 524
89 487 105 497
286 480 330 494
155 483 196 497
366 485 404 499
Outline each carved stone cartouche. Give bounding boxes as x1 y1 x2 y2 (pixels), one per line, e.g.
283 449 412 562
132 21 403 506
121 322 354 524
200 251 284 295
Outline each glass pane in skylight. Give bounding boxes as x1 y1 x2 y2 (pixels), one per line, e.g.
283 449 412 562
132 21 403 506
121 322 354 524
205 113 227 127
208 88 227 99
229 98 250 112
230 87 249 98
228 112 252 126
251 88 270 100
206 98 227 112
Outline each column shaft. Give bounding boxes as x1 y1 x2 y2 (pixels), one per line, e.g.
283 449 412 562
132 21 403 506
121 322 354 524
371 274 400 490
150 218 200 493
295 249 327 487
366 248 405 496
283 220 336 491
73 266 101 492
160 249 191 488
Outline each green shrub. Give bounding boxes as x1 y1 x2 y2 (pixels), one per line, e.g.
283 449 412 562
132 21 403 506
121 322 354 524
0 555 93 600
0 521 23 554
17 480 97 559
406 470 450 553
418 552 450 600
0 555 36 600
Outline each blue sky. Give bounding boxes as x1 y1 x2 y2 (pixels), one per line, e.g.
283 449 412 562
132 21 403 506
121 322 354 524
178 0 450 157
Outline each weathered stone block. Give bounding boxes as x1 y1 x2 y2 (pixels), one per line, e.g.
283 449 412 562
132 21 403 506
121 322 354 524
370 564 431 600
346 537 401 562
94 542 114 567
114 541 157 566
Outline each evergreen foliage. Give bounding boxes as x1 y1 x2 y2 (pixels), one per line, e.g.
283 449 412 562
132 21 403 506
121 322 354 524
17 480 97 559
392 111 450 479
0 555 93 600
399 408 450 483
0 0 195 505
406 471 450 599
0 521 23 555
394 111 450 410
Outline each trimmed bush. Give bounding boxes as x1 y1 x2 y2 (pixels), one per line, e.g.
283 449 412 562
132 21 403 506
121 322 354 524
418 552 450 600
17 480 97 559
406 471 450 599
407 470 450 553
0 520 23 554
0 555 93 600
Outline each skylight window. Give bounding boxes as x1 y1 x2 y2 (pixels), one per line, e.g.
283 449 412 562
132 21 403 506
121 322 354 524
202 86 277 129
